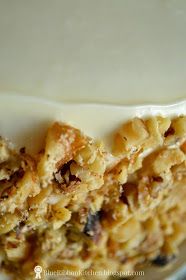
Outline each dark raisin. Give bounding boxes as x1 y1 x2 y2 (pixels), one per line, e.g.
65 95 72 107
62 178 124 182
54 160 81 187
152 254 176 266
13 168 24 180
83 211 102 241
19 221 26 227
19 147 26 154
152 176 163 183
38 149 45 155
69 174 81 183
59 160 74 176
120 192 129 206
120 183 137 206
7 168 25 184
1 193 8 199
164 126 175 137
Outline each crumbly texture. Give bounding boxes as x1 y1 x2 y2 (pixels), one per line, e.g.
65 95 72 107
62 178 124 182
0 116 185 280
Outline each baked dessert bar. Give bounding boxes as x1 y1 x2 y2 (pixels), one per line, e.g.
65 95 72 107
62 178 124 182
0 116 185 279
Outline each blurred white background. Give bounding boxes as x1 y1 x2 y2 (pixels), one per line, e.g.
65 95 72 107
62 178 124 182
0 0 186 104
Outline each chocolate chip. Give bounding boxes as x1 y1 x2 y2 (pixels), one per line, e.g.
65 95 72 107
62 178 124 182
152 254 176 266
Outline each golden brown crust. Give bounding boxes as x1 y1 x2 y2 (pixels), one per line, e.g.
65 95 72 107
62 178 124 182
37 122 88 187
